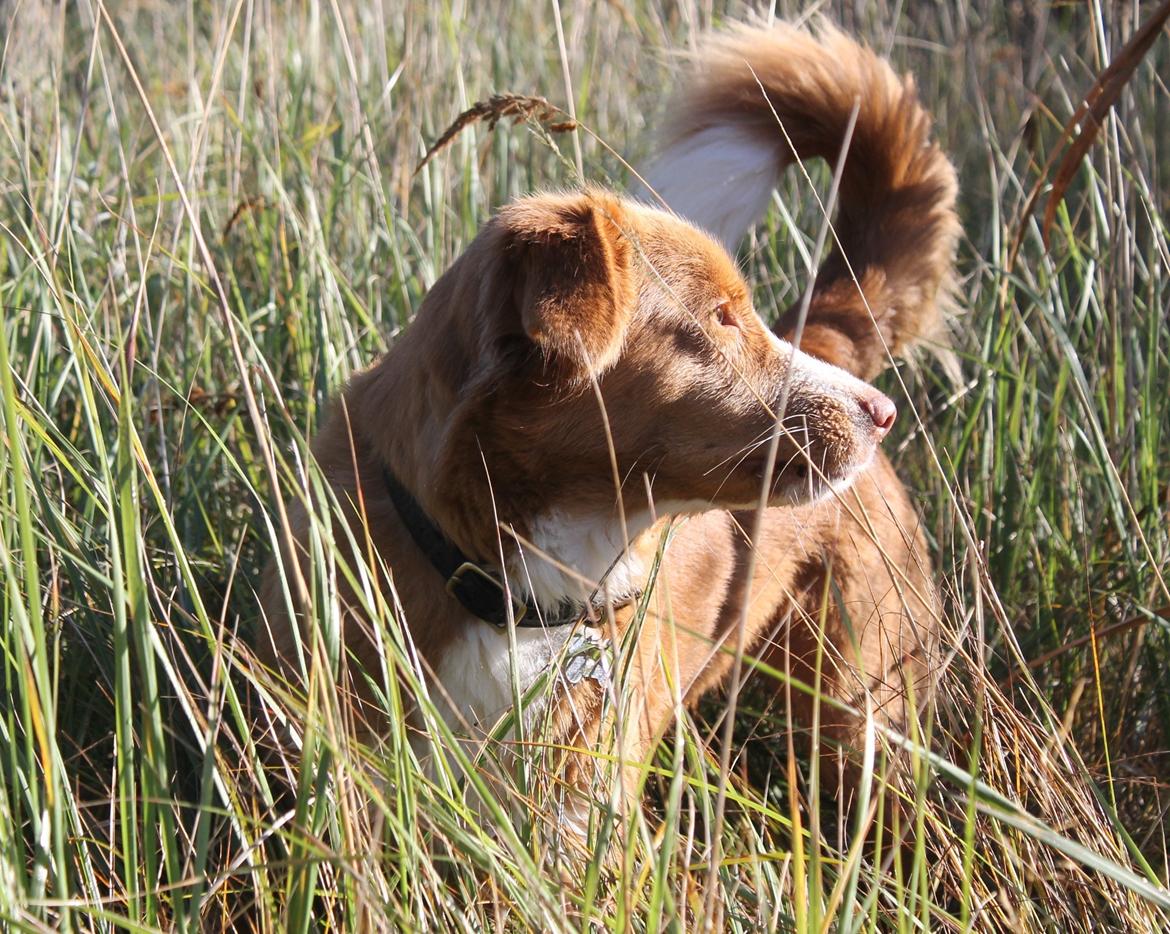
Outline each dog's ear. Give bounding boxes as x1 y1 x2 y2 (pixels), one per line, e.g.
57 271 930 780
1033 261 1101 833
499 192 634 372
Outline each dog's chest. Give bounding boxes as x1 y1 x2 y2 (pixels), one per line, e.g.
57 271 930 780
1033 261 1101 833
431 510 655 732
432 624 573 730
432 621 617 737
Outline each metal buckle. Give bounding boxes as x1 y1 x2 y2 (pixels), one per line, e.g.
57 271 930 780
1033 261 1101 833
445 561 529 626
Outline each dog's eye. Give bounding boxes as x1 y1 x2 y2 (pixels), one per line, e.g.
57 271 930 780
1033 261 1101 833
713 301 738 330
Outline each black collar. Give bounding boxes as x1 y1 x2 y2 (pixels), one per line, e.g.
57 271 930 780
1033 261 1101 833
382 467 600 628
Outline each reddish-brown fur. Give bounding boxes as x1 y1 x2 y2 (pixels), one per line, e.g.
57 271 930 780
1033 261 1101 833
258 22 957 836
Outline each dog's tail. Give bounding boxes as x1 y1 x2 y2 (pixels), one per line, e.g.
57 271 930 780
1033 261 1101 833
641 22 960 380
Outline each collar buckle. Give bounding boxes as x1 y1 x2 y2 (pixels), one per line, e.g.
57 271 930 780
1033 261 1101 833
445 561 529 628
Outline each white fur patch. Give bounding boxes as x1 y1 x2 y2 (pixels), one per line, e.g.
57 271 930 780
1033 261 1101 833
638 125 781 251
507 509 655 610
430 508 660 744
422 623 579 838
433 624 572 732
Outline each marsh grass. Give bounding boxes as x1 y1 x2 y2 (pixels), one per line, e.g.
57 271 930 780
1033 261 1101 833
0 0 1168 930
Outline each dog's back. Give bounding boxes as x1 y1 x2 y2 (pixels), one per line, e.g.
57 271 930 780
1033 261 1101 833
642 21 959 380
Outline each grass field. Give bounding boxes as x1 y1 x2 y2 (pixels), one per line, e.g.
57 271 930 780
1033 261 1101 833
1 0 1169 930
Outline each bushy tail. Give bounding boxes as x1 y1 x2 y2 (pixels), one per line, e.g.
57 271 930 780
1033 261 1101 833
641 21 960 380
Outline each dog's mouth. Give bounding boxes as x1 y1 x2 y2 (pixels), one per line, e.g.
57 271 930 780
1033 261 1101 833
741 446 875 506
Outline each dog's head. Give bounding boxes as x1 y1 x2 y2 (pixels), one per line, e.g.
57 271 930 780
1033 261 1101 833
406 189 895 548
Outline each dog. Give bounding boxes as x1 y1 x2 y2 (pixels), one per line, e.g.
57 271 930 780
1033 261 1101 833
257 21 957 840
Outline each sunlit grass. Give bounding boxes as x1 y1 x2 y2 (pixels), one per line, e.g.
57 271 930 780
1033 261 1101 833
1 1 1167 930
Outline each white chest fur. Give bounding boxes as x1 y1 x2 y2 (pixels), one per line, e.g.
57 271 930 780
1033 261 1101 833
429 510 648 731
432 623 573 731
505 508 654 611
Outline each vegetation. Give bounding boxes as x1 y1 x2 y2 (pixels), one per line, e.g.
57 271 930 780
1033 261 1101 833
1 1 1167 929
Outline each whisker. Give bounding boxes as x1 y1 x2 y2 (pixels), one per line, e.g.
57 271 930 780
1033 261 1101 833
704 417 809 476
710 431 817 503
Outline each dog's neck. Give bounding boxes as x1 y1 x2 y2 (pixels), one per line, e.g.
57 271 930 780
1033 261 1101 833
504 508 657 610
350 332 657 613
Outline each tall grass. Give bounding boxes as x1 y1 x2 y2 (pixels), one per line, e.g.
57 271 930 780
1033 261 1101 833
1 0 1168 930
